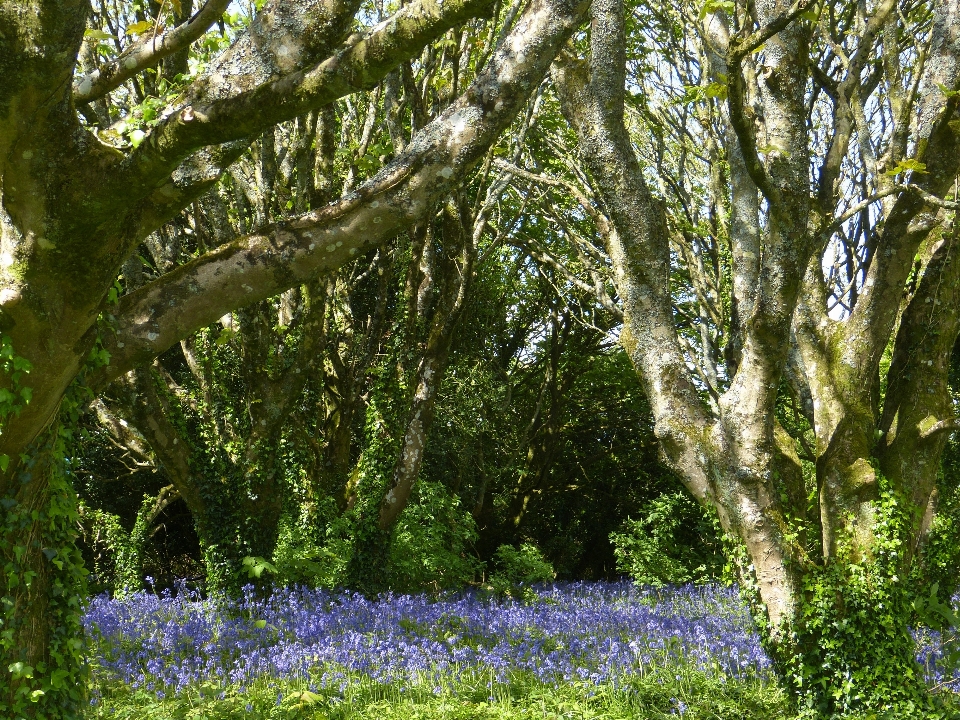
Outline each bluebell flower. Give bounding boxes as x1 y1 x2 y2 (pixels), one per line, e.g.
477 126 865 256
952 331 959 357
84 580 954 699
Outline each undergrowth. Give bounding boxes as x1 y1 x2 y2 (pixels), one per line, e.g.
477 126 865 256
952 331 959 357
86 666 790 719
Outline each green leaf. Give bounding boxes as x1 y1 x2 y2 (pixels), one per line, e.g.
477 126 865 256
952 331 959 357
704 81 728 100
290 690 324 706
8 662 34 679
0 455 9 472
698 0 735 20
129 129 146 147
938 83 960 98
84 29 115 41
126 20 155 36
884 158 927 177
19 387 31 404
254 619 267 629
12 356 32 372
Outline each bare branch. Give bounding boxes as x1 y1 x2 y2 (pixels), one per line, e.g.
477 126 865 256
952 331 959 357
919 418 960 441
818 186 901 239
900 183 960 210
728 0 818 62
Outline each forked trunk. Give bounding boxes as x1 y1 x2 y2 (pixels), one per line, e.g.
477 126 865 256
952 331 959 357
552 0 960 711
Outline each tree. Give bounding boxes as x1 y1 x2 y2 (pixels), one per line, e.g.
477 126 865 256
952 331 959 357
0 0 588 713
548 0 960 714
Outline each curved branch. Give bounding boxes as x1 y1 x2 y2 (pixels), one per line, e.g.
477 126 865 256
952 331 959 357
919 418 960 441
115 0 497 198
73 0 232 104
92 0 589 390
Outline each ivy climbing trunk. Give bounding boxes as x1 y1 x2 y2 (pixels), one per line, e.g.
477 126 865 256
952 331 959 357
552 0 960 714
0 0 588 711
1 423 88 717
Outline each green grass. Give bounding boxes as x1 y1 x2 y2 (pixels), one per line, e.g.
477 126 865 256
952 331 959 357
87 666 790 719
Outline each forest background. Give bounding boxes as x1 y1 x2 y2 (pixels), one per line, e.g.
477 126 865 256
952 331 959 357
4 0 960 717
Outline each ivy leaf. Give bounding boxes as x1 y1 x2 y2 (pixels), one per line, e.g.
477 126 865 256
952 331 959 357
12 356 32 372
938 83 960 98
20 386 31 404
0 455 9 472
8 662 34 679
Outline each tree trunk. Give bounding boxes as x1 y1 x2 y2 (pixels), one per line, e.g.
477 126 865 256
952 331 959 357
1 423 88 717
552 0 960 712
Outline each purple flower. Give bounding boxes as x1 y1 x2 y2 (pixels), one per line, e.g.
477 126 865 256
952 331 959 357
83 580 842 699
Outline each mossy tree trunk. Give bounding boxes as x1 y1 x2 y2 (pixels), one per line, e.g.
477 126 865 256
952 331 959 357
554 0 960 713
1 424 88 717
0 0 588 712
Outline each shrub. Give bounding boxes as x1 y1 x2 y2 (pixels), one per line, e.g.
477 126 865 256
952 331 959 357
388 479 482 593
488 543 555 597
610 490 724 587
272 500 351 589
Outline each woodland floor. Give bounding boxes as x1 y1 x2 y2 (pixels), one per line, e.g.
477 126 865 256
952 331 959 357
83 581 959 719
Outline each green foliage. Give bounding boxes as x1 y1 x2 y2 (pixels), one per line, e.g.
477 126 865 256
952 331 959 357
272 505 349 589
85 664 792 719
0 430 90 718
342 306 413 594
241 556 278 581
883 158 928 177
0 333 32 422
911 435 960 614
77 499 149 598
0 336 103 717
0 332 32 473
487 543 555 598
610 490 725 587
774 485 939 718
388 479 482 593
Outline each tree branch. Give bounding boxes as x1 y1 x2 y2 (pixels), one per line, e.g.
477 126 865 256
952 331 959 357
919 418 960 441
115 0 497 198
73 0 232 104
93 0 590 389
728 0 818 63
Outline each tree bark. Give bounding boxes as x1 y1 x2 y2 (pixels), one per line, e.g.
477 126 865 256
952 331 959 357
553 0 960 712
